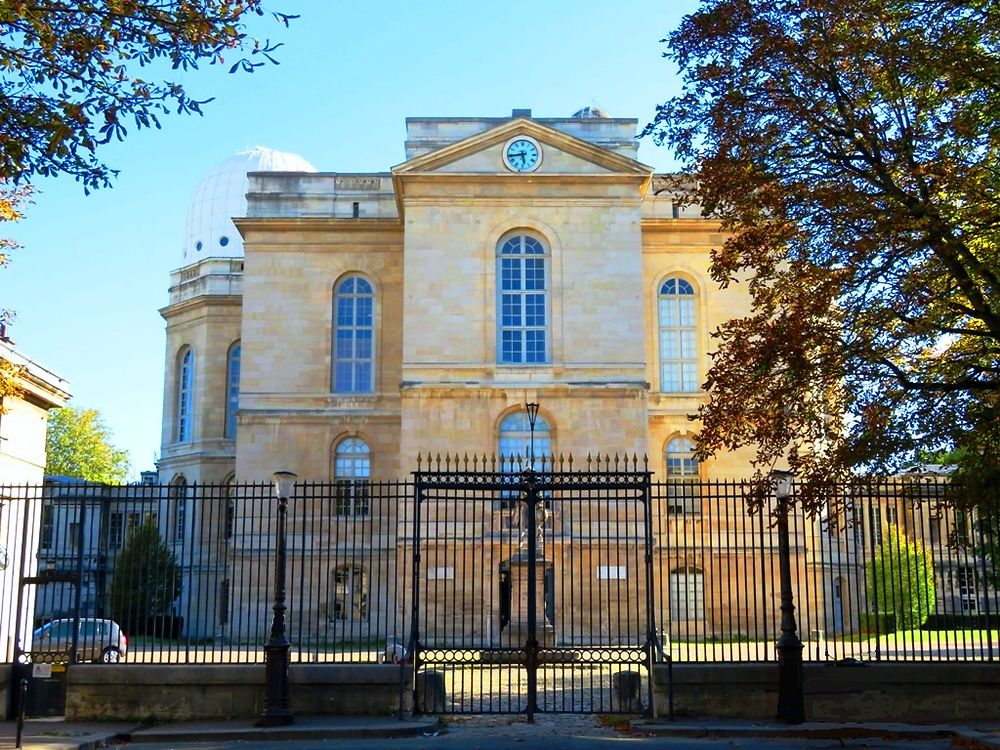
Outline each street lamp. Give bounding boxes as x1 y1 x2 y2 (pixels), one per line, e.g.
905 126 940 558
771 469 805 724
525 402 540 468
260 469 297 727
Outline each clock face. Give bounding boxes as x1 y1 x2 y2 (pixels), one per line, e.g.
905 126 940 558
504 138 541 172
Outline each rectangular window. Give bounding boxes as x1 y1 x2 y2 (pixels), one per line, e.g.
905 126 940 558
958 566 978 612
334 480 370 516
929 516 942 545
108 512 125 550
597 566 627 580
427 567 455 580
219 579 230 625
40 504 54 549
868 505 883 547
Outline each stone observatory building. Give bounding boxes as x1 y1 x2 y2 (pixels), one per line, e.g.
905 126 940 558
158 108 754 487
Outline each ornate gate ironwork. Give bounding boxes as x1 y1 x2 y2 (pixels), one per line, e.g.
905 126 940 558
408 454 662 718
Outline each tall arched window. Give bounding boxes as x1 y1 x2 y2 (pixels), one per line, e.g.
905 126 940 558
176 348 194 442
669 566 704 620
498 411 552 467
658 277 698 392
497 234 548 364
224 342 241 439
329 565 368 621
333 437 370 515
665 437 700 515
169 475 187 544
333 276 375 393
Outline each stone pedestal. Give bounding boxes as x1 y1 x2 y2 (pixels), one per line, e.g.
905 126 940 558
501 554 555 647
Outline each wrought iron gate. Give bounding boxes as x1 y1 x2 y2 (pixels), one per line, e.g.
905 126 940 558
408 455 661 717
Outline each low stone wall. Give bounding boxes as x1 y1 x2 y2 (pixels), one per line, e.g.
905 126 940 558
65 664 413 722
0 664 9 718
653 663 1000 722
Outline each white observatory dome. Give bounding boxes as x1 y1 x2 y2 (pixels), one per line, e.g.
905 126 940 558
183 146 317 262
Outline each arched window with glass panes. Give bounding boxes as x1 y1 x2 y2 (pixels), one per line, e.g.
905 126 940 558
665 437 700 515
224 341 240 439
658 277 698 392
498 411 552 467
176 348 194 442
333 276 375 393
497 234 548 364
333 437 370 516
170 475 187 544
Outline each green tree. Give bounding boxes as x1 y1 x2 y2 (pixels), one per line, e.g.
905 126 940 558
108 520 181 633
0 2 295 191
645 0 1000 512
0 3 294 395
866 524 936 630
45 406 130 482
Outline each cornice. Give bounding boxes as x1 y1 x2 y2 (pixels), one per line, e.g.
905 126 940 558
235 217 403 234
159 294 242 320
641 218 725 232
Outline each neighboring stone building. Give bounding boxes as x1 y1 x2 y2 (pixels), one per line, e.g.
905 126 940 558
0 334 70 661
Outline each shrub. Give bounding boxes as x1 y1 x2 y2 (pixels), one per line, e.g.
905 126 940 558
866 524 936 630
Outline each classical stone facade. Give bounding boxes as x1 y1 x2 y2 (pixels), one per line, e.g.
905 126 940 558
158 109 756 485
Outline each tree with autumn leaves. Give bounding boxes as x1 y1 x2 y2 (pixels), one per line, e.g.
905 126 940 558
647 0 1000 513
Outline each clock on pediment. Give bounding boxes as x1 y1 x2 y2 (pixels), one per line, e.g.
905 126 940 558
502 136 542 172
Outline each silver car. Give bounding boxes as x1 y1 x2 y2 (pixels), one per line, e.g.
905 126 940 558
32 618 128 663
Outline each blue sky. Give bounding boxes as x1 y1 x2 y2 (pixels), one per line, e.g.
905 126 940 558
3 0 697 477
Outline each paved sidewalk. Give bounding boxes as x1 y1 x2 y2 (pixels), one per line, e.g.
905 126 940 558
3 715 1000 749
0 715 439 749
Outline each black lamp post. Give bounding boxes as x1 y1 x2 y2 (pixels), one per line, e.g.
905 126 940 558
525 402 540 468
523 401 541 721
260 469 296 727
772 469 805 724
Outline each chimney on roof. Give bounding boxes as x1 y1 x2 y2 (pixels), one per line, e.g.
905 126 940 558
512 108 532 118
0 322 12 344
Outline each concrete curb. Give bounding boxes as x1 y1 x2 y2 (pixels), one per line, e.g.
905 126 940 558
126 715 441 744
630 720 1000 748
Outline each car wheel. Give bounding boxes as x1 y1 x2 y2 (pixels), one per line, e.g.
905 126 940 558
100 648 122 664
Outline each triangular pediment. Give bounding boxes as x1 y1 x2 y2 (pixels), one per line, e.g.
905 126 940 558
392 118 652 177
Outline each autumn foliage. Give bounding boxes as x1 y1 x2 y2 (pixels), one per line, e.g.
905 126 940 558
646 0 1000 511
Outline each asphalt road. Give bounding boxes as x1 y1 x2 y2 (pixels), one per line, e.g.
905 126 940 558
125 737 958 750
123 714 962 750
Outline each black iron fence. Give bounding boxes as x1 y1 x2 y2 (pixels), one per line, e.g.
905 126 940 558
1 476 996 666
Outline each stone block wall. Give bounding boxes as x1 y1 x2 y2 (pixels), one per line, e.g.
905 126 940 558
653 663 1000 722
65 664 412 722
